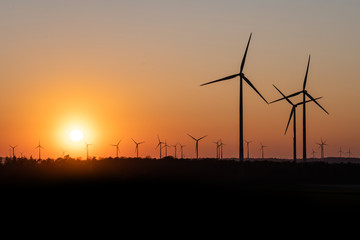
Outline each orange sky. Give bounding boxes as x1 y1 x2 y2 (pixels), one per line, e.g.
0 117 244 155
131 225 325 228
1 0 359 159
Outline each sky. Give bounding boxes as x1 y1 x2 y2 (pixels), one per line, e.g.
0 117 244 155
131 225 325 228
0 0 359 159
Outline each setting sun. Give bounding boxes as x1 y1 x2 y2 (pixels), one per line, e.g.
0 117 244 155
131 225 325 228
70 129 83 142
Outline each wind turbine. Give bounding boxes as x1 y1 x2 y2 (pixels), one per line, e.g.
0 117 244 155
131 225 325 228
200 33 268 162
35 141 43 161
260 143 268 160
132 138 145 158
111 140 122 158
85 142 92 160
213 140 220 159
187 134 207 160
156 135 164 159
219 139 225 160
316 139 327 161
245 140 252 160
271 85 322 162
270 55 329 162
171 143 178 159
9 145 17 159
347 148 352 158
311 149 316 159
338 147 343 158
179 144 185 159
163 140 169 157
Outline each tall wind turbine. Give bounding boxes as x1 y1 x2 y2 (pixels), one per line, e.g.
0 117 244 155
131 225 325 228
213 140 220 159
132 138 145 158
270 55 329 162
35 141 43 161
260 143 268 160
245 140 252 160
272 85 322 162
156 135 164 159
187 134 207 160
9 145 17 159
85 142 92 160
200 33 268 161
316 139 327 161
163 140 170 157
111 140 122 158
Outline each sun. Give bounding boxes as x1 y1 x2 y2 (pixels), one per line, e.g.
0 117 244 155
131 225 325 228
70 129 83 142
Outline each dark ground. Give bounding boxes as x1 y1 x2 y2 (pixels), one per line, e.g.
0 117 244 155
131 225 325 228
1 157 360 225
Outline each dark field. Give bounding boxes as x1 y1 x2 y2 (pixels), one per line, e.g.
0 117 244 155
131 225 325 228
2 157 360 220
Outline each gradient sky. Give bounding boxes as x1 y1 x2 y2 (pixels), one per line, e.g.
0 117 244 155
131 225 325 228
1 0 359 159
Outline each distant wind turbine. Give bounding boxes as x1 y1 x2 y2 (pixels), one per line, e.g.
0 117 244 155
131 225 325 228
338 147 343 158
316 139 327 161
35 141 43 161
311 149 316 159
179 144 185 159
85 142 92 160
347 148 352 158
187 134 207 160
9 145 17 159
213 140 220 159
245 140 252 160
171 143 178 159
111 140 122 158
200 33 268 162
219 139 225 160
132 138 145 158
271 84 322 163
260 143 268 160
270 55 329 162
163 140 169 157
156 135 164 159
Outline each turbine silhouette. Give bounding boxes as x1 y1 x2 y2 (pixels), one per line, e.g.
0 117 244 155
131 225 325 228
179 144 186 159
35 141 43 161
272 84 322 162
245 140 252 160
260 143 268 160
271 55 329 162
171 143 178 159
213 140 220 159
9 145 17 159
187 134 207 160
338 147 343 158
200 33 268 161
85 142 92 160
316 139 327 161
347 148 352 158
111 140 121 158
132 138 145 158
156 135 164 159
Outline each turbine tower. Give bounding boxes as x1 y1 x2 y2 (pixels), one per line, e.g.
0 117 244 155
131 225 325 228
316 139 327 161
245 140 252 160
347 148 352 158
271 85 322 162
200 33 268 162
213 140 220 159
85 142 92 160
111 140 121 158
311 149 316 159
219 139 225 160
187 134 207 160
270 55 329 162
35 141 43 161
9 145 17 159
163 140 169 157
156 135 164 159
132 138 145 158
260 143 268 160
171 143 178 159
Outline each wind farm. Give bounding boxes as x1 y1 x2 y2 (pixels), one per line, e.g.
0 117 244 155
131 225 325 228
1 1 360 217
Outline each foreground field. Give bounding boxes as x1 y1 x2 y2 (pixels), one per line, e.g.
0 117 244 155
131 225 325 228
1 157 360 218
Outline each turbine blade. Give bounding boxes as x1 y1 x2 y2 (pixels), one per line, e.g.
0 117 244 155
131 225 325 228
131 138 137 144
285 107 295 135
139 141 145 144
305 92 329 114
269 91 302 104
243 75 268 104
200 73 240 86
198 135 208 141
273 84 293 106
303 55 311 90
294 97 323 107
240 33 252 73
187 134 196 141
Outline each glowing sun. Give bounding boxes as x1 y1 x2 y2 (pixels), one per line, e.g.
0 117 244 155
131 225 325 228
70 129 83 142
